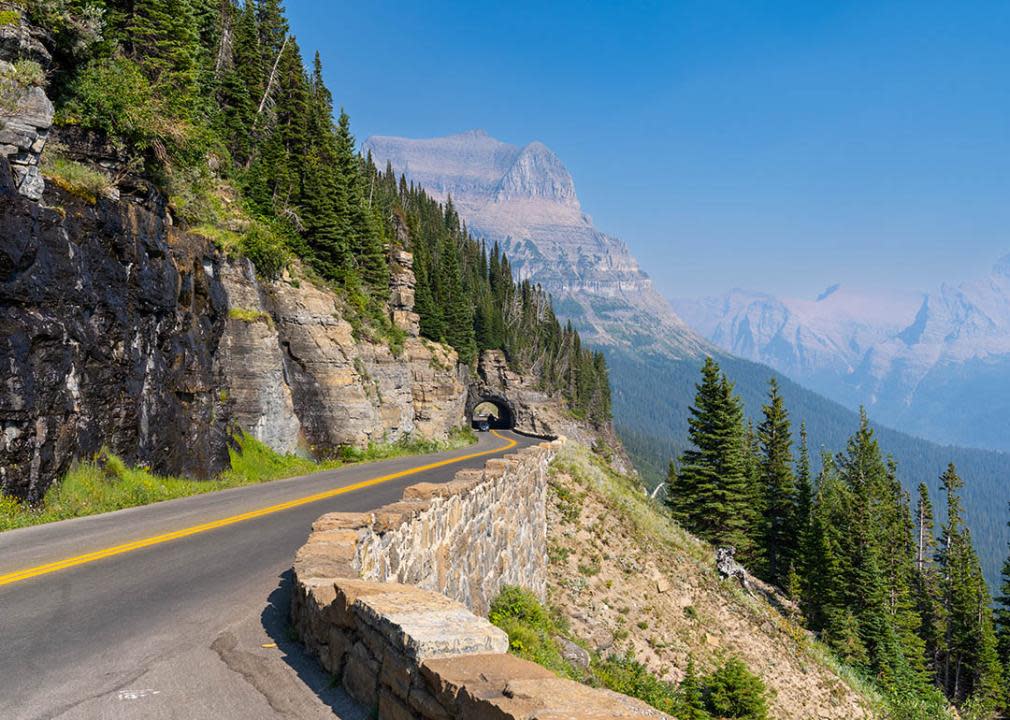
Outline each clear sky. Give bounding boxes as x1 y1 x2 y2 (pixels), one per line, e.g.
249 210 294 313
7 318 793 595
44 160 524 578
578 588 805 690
286 1 1010 299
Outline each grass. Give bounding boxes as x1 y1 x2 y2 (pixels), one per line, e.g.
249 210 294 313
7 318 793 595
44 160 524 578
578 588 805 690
0 10 21 26
0 428 477 533
40 152 111 204
227 307 272 325
488 585 772 719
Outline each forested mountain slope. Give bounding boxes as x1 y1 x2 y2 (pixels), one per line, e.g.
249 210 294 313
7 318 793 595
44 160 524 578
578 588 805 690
610 348 1010 590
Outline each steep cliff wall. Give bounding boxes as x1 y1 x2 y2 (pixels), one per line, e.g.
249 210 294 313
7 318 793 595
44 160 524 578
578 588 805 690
0 180 469 500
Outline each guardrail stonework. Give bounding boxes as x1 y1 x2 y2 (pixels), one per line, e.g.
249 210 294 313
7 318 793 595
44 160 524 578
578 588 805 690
291 438 671 719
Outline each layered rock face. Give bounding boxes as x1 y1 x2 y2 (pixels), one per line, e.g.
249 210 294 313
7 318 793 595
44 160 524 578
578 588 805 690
364 131 710 359
0 186 233 501
0 180 468 499
0 6 53 200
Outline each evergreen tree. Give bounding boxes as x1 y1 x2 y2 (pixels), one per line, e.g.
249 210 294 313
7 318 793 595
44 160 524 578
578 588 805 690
670 358 754 556
938 464 1003 707
127 0 202 117
676 659 710 720
995 506 1010 709
438 232 476 363
757 378 796 588
914 483 947 680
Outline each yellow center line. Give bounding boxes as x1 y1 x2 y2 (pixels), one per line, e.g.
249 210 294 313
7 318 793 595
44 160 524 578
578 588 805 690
0 431 518 588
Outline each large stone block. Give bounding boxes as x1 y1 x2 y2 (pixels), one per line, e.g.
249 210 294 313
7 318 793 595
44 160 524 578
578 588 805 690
342 642 380 709
353 586 509 661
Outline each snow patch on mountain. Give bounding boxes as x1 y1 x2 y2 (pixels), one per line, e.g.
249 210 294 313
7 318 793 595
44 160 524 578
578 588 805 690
673 258 1010 451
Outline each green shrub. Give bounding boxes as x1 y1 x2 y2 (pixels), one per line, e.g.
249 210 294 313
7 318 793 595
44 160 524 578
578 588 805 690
884 685 952 720
703 658 770 720
240 222 289 280
57 56 162 152
1 59 45 88
41 151 110 203
592 654 678 714
0 10 20 26
489 586 574 677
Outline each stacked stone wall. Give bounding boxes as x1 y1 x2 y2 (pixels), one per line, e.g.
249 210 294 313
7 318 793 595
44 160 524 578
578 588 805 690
291 439 672 719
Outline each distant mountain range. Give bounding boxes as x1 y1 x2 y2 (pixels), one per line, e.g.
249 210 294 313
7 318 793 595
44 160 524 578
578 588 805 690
672 258 1010 452
364 129 1010 588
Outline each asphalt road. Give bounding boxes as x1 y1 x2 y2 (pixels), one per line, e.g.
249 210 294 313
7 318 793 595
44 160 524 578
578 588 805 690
0 430 533 720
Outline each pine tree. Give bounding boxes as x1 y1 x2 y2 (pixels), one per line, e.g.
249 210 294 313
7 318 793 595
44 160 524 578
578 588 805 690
914 483 947 680
676 659 710 720
757 377 796 588
127 0 202 118
438 233 475 362
938 464 1003 707
995 505 1010 709
671 358 754 556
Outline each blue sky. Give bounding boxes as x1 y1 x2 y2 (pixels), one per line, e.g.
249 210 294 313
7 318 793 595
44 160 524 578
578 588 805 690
286 1 1010 299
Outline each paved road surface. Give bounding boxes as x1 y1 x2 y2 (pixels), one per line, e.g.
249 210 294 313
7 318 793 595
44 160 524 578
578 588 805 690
0 430 533 720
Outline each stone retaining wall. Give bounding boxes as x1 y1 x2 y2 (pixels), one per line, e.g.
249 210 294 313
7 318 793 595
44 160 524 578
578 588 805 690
291 439 671 719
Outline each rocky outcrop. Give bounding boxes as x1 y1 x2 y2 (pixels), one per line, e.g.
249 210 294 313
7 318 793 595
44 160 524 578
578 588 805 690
0 6 54 201
389 248 420 336
0 182 470 499
291 439 671 718
0 188 233 500
471 349 634 473
268 279 465 453
217 259 303 455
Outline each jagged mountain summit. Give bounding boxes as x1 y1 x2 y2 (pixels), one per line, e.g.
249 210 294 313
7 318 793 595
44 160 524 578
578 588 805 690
364 130 709 358
673 257 1010 451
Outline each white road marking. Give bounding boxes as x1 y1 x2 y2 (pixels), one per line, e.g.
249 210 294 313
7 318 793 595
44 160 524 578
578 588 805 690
117 689 161 701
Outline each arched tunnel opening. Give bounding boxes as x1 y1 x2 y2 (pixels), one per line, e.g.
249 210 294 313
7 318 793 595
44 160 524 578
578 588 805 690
470 399 514 431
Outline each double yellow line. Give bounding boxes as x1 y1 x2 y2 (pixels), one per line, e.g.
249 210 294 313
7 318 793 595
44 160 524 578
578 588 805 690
0 431 517 589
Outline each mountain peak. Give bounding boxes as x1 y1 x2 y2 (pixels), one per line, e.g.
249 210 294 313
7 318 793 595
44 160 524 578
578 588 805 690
495 140 578 206
992 253 1010 278
816 283 841 302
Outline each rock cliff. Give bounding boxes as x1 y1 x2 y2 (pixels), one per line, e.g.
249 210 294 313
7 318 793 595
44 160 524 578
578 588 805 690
0 5 53 200
0 177 469 500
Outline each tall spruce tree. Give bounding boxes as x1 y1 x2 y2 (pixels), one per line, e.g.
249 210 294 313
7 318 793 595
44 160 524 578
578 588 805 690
757 378 796 588
938 464 1003 708
914 482 947 683
995 505 1010 708
670 358 754 557
127 0 202 118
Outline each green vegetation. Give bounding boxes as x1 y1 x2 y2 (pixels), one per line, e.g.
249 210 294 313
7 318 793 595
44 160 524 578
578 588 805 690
0 10 21 26
489 585 771 719
227 306 272 324
607 348 1010 592
1 58 45 88
27 0 610 425
668 357 1003 716
40 150 110 203
0 429 475 532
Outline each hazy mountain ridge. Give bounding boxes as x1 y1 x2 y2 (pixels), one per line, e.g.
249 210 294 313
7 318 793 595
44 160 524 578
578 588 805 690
673 257 1010 451
364 131 709 358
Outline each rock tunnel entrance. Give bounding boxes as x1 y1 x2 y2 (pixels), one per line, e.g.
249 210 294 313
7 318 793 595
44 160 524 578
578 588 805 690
469 398 514 430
